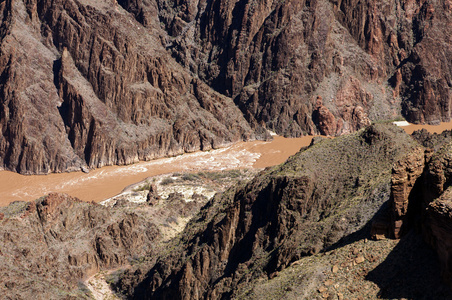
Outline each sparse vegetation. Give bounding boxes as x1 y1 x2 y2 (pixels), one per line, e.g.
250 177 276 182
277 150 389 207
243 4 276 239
161 177 175 185
133 182 153 192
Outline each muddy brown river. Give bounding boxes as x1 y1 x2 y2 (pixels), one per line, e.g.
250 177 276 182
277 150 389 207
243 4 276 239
0 135 314 206
1 121 451 207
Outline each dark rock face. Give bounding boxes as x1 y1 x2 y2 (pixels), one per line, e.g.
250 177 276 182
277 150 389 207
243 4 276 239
1 0 451 174
136 0 451 135
0 193 159 299
0 0 258 174
376 131 452 287
114 124 420 299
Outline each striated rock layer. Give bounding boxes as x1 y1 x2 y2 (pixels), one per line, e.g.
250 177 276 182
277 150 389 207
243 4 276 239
0 0 260 174
125 0 452 136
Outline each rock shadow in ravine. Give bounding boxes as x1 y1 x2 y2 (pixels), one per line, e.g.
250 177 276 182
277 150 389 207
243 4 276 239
366 231 452 299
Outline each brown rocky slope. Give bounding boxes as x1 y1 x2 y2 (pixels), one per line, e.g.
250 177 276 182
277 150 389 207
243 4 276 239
0 193 159 299
5 124 452 299
0 0 261 174
114 124 427 299
0 168 257 299
1 0 452 174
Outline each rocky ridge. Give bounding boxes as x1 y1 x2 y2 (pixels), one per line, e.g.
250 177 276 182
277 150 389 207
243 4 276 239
0 168 258 299
107 124 452 299
5 124 452 298
0 193 159 299
114 124 428 299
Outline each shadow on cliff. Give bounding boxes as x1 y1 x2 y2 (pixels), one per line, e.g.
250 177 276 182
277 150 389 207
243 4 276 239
366 230 452 299
323 198 452 299
325 200 391 253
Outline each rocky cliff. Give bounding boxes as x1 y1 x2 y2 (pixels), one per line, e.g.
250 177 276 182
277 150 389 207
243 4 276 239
0 0 260 174
114 124 422 299
6 124 452 299
0 193 160 299
1 0 451 174
376 130 452 290
125 0 451 136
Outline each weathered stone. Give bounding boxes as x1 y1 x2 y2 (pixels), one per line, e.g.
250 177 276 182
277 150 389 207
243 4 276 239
355 255 365 264
390 147 425 238
332 265 339 273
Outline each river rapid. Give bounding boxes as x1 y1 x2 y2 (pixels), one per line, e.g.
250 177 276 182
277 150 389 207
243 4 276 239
1 122 451 207
0 135 313 206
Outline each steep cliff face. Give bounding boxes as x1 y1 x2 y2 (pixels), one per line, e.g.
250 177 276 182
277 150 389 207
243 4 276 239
379 133 452 288
390 147 425 238
0 193 159 299
113 124 420 299
127 0 452 136
0 0 259 174
0 0 450 173
425 188 452 287
421 141 452 286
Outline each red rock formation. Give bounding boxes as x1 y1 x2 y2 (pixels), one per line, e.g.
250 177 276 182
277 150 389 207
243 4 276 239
390 147 425 238
312 96 337 136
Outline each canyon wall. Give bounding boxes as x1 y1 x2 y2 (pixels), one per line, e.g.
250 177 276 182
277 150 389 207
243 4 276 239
0 0 451 174
0 0 260 174
123 0 452 136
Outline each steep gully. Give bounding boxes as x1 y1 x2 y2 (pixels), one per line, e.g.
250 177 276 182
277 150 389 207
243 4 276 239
1 122 452 207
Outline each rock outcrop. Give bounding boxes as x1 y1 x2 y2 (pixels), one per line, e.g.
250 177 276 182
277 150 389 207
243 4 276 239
379 132 452 287
146 183 160 205
421 141 452 287
114 124 421 299
390 147 425 238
